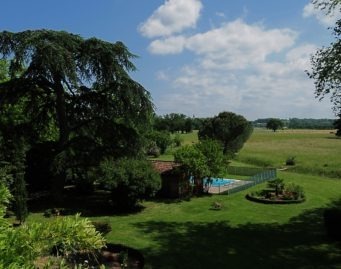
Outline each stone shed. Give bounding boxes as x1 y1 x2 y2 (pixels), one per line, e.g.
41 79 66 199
151 160 191 199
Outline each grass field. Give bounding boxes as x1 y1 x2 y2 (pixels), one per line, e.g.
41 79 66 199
237 129 341 178
27 129 341 269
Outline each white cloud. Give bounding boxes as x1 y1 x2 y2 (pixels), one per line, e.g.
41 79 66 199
148 35 186 54
185 19 297 70
152 23 332 119
147 19 298 69
138 0 203 38
303 2 340 27
141 5 333 119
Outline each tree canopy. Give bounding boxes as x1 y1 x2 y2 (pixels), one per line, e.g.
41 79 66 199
266 118 284 132
99 158 161 210
198 111 253 156
153 113 193 133
174 139 226 194
334 116 341 136
308 1 341 116
0 30 154 195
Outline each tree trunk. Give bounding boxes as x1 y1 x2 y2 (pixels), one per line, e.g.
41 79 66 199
223 141 228 155
53 75 69 147
193 176 204 195
52 75 68 202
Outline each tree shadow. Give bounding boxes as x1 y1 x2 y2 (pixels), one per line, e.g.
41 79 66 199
28 189 145 217
134 199 341 269
152 193 213 205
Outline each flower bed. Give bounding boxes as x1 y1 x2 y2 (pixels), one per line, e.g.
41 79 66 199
246 193 305 204
246 179 305 204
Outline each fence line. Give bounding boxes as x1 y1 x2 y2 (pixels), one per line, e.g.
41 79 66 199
220 166 277 195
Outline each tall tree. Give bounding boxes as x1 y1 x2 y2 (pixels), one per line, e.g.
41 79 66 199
334 115 341 136
0 30 154 198
0 59 9 82
198 111 253 156
266 118 284 132
174 139 226 195
308 1 341 116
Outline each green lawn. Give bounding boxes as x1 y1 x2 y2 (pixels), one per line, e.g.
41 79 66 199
27 129 341 268
89 171 339 269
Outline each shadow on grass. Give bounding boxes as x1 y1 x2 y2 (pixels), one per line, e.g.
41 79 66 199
28 189 145 217
152 193 213 205
135 200 341 269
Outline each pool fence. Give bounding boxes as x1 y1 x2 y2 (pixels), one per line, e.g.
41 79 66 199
210 166 277 195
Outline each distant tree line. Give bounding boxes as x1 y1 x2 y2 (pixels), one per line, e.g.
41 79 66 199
253 118 336 130
153 113 204 133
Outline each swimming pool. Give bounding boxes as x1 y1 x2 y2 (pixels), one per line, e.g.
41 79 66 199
205 178 236 187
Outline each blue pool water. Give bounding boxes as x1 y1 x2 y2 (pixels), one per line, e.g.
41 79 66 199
205 178 235 187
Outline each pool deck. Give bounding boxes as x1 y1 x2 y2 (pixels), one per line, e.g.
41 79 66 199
208 179 253 194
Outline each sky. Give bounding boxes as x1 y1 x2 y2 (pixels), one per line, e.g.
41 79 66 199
1 0 340 120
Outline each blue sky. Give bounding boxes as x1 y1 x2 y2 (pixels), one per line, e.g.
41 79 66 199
1 0 339 120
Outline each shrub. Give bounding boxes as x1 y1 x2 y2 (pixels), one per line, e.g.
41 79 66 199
267 178 285 196
286 156 296 166
100 158 161 211
146 130 172 155
173 134 183 147
0 178 106 268
211 201 222 210
47 214 106 257
284 183 305 200
147 142 160 158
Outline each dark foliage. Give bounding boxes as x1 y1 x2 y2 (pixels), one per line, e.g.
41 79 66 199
285 156 296 166
307 2 341 115
153 113 193 133
334 116 341 136
146 130 172 155
198 111 253 156
99 158 161 211
266 118 284 132
0 30 154 198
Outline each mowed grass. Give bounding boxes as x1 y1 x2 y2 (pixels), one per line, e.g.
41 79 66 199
92 172 341 268
27 129 341 268
237 128 341 178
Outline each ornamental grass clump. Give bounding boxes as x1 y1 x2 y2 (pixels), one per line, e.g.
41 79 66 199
0 178 106 268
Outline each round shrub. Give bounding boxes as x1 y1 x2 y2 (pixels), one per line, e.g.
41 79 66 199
100 158 161 211
286 156 296 166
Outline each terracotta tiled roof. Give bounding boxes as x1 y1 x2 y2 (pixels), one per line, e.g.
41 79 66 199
150 160 180 174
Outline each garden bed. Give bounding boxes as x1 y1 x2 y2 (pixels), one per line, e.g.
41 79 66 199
246 179 305 204
246 193 305 204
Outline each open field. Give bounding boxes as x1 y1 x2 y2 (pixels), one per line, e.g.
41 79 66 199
27 129 341 268
237 129 341 178
154 129 341 179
